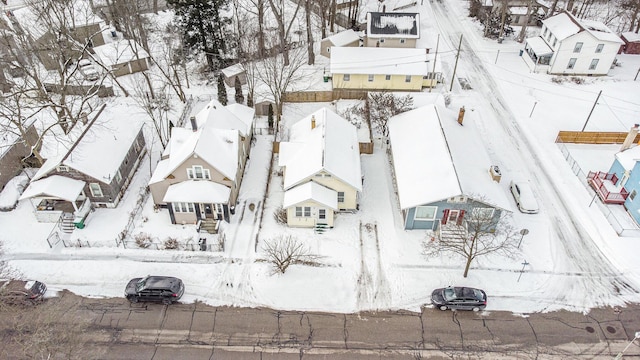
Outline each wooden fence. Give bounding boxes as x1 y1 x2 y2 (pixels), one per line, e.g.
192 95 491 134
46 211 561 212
273 141 372 155
283 90 367 103
555 131 640 144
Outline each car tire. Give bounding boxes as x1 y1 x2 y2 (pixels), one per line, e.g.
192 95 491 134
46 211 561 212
129 296 138 303
162 299 172 305
439 305 448 311
472 307 480 312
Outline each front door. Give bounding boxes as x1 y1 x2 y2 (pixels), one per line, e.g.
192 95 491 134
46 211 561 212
448 210 459 224
200 204 213 219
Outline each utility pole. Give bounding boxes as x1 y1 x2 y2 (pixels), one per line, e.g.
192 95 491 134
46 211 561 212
581 90 602 132
429 34 439 93
449 34 463 92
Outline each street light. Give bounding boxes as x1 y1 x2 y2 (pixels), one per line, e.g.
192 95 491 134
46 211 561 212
614 331 640 359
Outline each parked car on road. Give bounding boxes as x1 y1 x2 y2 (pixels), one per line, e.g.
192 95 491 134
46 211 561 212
125 276 184 305
0 280 47 305
510 180 539 214
431 286 487 311
78 59 100 81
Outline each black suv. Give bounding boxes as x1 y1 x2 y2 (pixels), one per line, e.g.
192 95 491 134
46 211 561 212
125 276 184 305
431 286 487 311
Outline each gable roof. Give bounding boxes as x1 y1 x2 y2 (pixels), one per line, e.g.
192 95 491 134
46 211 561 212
330 47 432 76
163 180 231 204
283 181 338 210
93 39 149 67
622 32 640 43
20 175 85 202
149 126 239 185
322 29 361 46
542 11 622 44
388 104 511 210
615 145 640 170
10 0 102 41
192 99 254 137
32 106 144 184
366 12 419 39
278 107 362 191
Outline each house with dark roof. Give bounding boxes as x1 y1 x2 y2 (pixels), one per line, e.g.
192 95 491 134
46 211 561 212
365 12 419 48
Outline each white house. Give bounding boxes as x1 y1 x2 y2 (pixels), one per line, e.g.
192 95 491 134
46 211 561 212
522 11 623 75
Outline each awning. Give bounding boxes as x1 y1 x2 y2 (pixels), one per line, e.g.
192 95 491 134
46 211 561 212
20 175 85 202
163 180 230 204
526 36 554 56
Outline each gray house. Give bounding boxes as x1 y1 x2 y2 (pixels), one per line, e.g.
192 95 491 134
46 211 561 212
388 104 512 232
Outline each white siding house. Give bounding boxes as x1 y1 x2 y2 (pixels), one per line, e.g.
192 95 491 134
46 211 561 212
522 11 623 75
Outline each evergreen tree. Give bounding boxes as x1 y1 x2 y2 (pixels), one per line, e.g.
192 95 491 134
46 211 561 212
268 104 274 129
217 74 228 105
234 76 244 104
167 0 233 71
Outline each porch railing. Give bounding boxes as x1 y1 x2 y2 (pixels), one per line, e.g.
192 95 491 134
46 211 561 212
587 171 629 204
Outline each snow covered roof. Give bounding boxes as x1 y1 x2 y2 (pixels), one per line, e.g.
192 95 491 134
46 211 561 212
366 12 419 39
330 47 432 76
20 175 85 202
192 99 254 137
322 29 361 46
32 109 144 184
10 0 102 40
163 180 231 204
149 127 239 185
278 107 362 192
615 145 640 170
221 63 245 78
622 32 640 43
388 104 512 210
93 39 149 67
283 181 338 210
526 36 553 55
543 11 622 44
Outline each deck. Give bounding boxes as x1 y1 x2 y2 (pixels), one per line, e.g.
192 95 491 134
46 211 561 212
587 171 629 204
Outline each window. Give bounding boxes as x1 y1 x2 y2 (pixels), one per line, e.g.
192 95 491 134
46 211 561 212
294 206 311 217
589 59 599 70
385 75 391 81
567 58 577 69
573 42 583 53
400 38 406 44
89 183 103 197
543 27 547 37
343 74 350 81
631 190 637 201
173 202 194 213
115 170 122 183
405 75 411 83
57 165 69 172
472 208 495 219
295 207 302 217
595 44 604 53
319 209 326 220
337 192 345 202
380 38 385 43
327 47 330 53
414 206 436 220
304 207 311 217
552 38 557 47
368 74 374 82
187 165 210 180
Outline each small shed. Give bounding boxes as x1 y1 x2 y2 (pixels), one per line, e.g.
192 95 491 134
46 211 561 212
320 29 361 58
221 63 246 87
621 32 640 54
93 39 151 77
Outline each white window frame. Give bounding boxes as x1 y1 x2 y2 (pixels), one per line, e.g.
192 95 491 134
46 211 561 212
187 165 211 180
414 206 437 220
57 165 69 172
385 75 391 81
337 192 345 203
567 58 577 69
343 74 350 81
589 58 599 70
295 206 303 217
368 74 374 82
173 202 195 213
405 75 411 83
400 38 406 44
573 42 583 53
89 183 103 197
319 209 326 220
304 207 311 217
595 43 604 53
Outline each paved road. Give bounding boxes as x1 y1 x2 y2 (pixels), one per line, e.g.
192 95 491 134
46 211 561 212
3 292 640 359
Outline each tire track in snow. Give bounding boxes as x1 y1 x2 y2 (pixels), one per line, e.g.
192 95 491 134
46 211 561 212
356 221 391 310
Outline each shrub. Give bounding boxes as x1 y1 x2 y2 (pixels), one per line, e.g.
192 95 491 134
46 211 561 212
273 207 287 224
164 237 179 250
134 233 153 249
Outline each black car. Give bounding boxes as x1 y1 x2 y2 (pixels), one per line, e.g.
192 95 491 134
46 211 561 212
431 286 487 311
125 276 184 305
0 280 47 305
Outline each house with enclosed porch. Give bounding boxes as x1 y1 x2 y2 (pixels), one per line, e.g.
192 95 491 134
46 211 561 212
388 103 512 232
330 47 441 91
320 29 361 58
364 12 419 48
522 11 623 75
148 100 254 231
19 106 146 229
278 107 362 229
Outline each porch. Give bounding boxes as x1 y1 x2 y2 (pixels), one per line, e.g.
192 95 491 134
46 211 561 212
587 171 629 204
523 37 552 73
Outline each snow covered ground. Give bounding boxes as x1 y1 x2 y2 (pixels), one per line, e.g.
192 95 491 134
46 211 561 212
1 0 640 315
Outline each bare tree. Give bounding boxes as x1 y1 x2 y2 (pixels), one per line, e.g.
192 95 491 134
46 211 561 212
267 0 302 66
234 0 267 59
305 0 315 65
131 82 173 148
254 45 309 127
422 202 520 278
365 92 414 138
262 235 320 274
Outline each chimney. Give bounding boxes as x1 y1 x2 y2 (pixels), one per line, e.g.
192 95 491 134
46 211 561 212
621 124 639 151
311 115 316 129
190 116 197 131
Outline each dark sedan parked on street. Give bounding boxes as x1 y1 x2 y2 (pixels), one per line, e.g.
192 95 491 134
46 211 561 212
431 286 487 311
125 276 184 305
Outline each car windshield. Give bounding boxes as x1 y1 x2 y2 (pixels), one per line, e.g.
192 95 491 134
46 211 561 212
443 287 457 301
135 278 147 292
